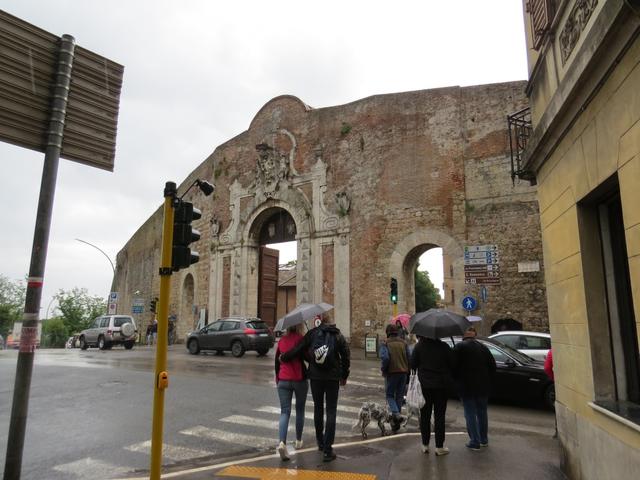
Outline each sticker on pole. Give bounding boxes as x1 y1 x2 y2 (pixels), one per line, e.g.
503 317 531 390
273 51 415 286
19 327 39 353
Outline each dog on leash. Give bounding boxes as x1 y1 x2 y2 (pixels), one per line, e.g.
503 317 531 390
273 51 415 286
352 402 394 439
401 403 421 427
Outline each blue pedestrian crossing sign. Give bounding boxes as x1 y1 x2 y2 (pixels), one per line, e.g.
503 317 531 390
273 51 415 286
462 296 477 312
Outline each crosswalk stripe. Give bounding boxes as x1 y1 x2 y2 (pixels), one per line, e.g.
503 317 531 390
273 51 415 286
125 440 212 461
254 406 355 426
181 425 274 448
53 457 130 478
220 414 356 435
291 401 362 414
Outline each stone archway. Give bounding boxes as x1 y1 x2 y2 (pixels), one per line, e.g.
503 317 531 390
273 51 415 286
390 228 464 315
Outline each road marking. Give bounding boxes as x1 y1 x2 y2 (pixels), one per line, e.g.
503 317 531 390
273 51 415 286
120 432 467 480
254 406 355 425
218 465 376 479
53 457 130 478
181 425 274 448
294 401 363 414
220 414 357 436
125 440 212 461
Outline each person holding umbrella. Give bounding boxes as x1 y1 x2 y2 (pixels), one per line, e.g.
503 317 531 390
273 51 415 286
279 305 350 463
409 309 469 456
274 323 308 461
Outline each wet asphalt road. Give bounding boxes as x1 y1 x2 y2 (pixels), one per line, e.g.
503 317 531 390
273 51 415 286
0 346 557 479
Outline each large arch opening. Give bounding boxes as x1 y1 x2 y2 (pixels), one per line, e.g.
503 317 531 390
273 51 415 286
248 207 297 327
402 244 446 315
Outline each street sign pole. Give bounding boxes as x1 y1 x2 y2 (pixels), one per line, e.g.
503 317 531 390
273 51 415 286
150 182 176 479
3 35 75 480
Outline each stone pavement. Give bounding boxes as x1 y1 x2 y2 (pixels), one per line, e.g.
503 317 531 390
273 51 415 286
122 426 564 480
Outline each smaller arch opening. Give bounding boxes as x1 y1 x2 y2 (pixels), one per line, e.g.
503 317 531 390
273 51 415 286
402 245 444 313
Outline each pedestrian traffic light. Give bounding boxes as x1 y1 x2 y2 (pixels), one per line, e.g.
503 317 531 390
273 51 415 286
172 199 201 271
390 277 398 304
150 297 158 313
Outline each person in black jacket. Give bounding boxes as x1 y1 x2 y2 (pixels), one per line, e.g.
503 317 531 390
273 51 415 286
279 315 350 462
453 327 496 450
410 335 455 456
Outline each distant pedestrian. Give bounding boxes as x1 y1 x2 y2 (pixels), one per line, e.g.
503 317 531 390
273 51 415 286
146 322 153 346
380 324 410 432
395 319 408 340
274 324 309 461
410 335 455 456
280 314 350 462
544 349 557 438
453 327 496 451
149 318 158 345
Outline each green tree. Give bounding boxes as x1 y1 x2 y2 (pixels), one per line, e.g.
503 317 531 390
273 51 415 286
0 275 26 336
415 268 440 312
41 317 68 347
55 288 106 334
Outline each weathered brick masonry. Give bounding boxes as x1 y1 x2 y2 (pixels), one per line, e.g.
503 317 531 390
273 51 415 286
113 81 548 344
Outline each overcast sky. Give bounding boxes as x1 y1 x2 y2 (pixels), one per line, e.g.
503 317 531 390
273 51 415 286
0 1 527 317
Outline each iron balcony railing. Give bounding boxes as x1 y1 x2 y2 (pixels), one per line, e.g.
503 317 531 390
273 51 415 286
508 107 535 184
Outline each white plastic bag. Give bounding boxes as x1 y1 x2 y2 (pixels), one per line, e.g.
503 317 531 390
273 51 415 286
406 372 425 409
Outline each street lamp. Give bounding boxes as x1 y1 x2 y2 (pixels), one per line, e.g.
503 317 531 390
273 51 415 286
75 238 115 275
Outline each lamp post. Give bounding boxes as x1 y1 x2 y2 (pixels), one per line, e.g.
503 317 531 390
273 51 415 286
76 238 115 315
75 238 115 275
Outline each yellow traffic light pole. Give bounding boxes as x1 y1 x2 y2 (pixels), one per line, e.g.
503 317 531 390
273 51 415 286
150 182 176 479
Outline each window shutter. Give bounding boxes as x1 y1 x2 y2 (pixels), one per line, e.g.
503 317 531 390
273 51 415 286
526 0 555 51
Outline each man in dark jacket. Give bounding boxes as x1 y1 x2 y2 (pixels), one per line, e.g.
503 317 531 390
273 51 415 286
280 316 350 462
380 324 410 432
453 327 496 450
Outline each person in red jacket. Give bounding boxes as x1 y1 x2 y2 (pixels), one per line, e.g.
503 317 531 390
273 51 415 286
274 324 308 461
544 349 557 437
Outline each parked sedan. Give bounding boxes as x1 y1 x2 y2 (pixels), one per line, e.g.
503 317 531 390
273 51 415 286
186 317 274 357
488 331 551 361
447 336 555 409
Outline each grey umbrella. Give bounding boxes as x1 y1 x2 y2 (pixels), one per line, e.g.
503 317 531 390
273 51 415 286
274 302 334 331
409 308 472 339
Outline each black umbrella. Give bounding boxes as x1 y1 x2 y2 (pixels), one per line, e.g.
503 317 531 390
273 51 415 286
274 302 334 331
409 308 472 339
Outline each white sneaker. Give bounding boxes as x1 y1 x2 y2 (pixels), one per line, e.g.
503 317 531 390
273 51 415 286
435 447 450 456
295 440 304 449
277 441 289 461
421 444 429 453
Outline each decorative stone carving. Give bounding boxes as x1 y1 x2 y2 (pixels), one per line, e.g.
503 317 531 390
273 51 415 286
335 190 351 217
210 217 220 237
254 143 289 198
559 0 598 65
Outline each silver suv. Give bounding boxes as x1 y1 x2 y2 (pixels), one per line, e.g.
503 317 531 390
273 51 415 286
79 315 138 350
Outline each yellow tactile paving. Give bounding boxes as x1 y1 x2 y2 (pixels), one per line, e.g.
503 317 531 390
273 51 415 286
217 465 376 479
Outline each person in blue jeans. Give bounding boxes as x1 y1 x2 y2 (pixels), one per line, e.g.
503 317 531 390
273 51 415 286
274 325 308 461
453 327 496 450
379 323 410 432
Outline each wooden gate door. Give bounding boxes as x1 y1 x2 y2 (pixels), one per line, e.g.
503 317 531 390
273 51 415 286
258 246 279 327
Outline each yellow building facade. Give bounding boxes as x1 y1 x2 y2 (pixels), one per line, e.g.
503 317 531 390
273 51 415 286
518 1 640 478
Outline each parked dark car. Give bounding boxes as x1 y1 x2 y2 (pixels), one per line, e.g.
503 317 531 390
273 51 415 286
186 317 274 357
446 336 555 409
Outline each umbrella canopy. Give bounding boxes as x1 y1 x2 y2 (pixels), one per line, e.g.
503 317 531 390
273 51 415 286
275 302 334 331
392 313 411 330
409 308 472 339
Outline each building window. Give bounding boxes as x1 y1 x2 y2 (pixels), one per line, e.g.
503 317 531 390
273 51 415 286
579 176 640 407
526 0 556 51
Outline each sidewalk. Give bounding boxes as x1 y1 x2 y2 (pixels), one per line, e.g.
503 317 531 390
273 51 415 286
124 426 564 480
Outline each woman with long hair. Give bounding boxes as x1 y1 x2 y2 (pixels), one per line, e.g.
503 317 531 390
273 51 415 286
274 324 308 461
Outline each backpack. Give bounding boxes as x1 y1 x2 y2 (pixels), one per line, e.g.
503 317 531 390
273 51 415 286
310 327 337 369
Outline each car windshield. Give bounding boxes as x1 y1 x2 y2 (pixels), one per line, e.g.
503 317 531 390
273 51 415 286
114 317 133 327
246 320 268 330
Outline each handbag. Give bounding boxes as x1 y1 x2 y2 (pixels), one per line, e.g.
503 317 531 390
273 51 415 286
406 371 425 409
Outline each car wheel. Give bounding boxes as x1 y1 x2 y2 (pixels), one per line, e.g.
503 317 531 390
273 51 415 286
544 384 556 410
124 341 134 350
98 336 107 350
231 341 245 358
188 339 200 355
80 336 88 350
256 348 269 356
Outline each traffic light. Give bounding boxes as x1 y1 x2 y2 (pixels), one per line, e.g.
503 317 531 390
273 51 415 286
150 297 158 313
390 277 398 304
172 199 201 271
